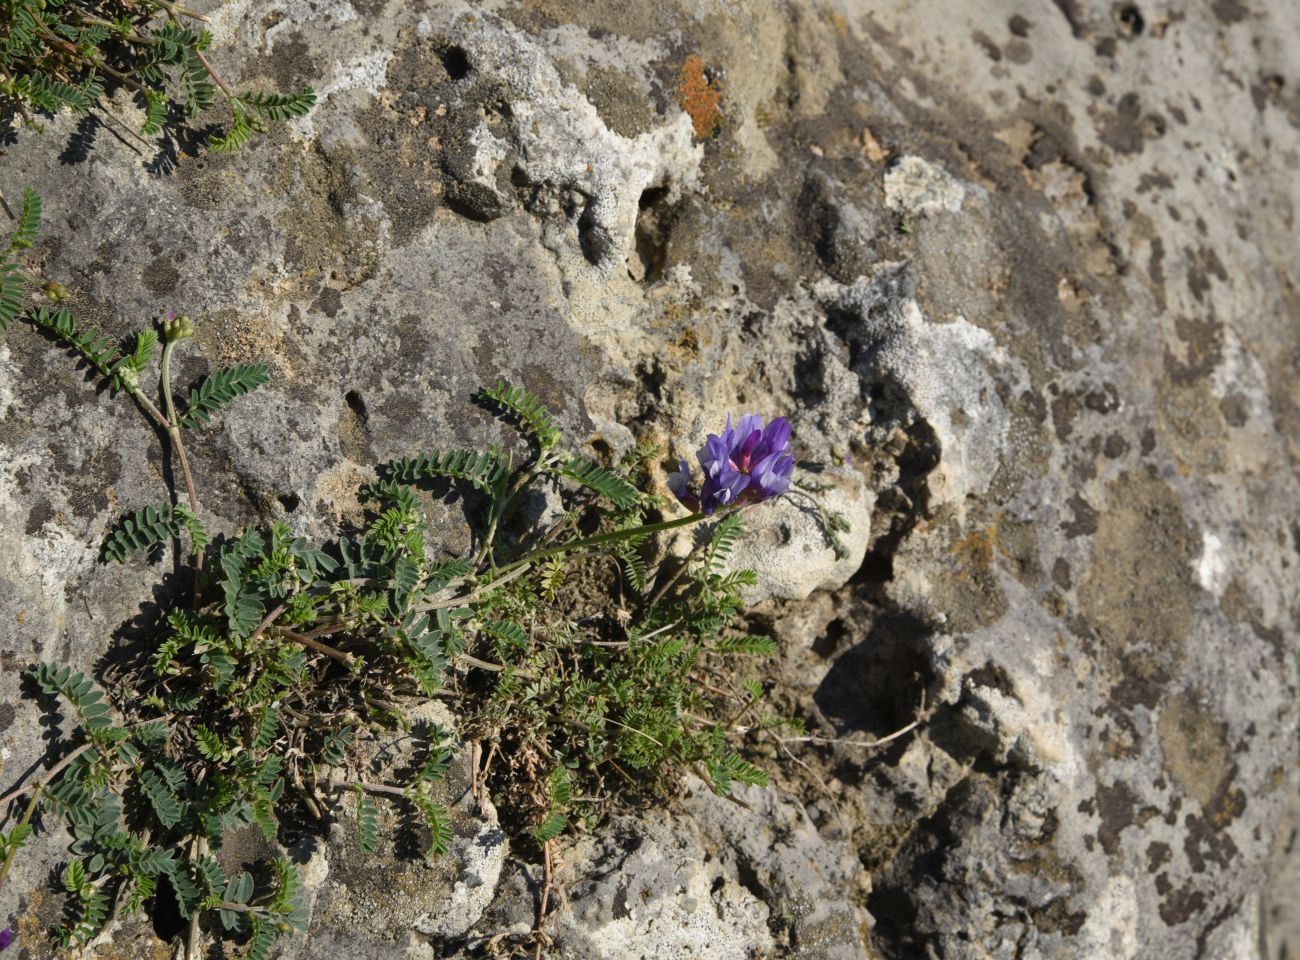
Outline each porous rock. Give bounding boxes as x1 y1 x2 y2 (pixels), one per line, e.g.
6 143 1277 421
546 814 776 960
0 0 1296 958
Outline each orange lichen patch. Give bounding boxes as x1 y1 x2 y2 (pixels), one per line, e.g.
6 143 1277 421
679 55 722 139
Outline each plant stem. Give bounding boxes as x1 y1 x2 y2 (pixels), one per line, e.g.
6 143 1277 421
321 778 407 799
185 835 207 960
0 741 93 812
477 457 552 571
159 340 204 571
150 0 210 23
248 604 287 643
415 562 533 612
275 629 356 666
456 653 533 677
0 780 45 890
498 511 709 577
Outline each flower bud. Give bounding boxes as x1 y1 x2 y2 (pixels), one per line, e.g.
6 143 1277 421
42 281 69 301
162 312 194 343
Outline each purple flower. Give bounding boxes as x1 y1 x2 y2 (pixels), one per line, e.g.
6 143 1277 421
0 926 14 952
668 414 795 515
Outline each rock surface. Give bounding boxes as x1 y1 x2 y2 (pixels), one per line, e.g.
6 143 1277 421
0 0 1296 958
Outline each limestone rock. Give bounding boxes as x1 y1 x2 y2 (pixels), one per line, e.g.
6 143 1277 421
0 0 1295 958
548 815 775 960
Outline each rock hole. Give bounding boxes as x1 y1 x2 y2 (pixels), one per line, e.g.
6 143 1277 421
576 200 609 267
339 390 374 462
278 492 301 513
442 45 471 80
344 390 368 421
811 618 849 659
1116 3 1145 35
629 186 675 283
150 877 188 942
813 612 933 757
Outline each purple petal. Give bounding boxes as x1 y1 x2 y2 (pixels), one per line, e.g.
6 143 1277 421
0 927 14 952
731 414 762 453
667 459 700 510
719 414 736 448
762 417 791 455
751 451 794 499
667 458 690 494
699 435 730 478
735 429 762 471
703 469 750 512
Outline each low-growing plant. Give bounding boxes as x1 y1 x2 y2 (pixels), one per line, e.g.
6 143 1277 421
0 0 315 158
0 193 835 957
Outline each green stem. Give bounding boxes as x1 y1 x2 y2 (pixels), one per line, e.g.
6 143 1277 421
496 511 713 578
0 781 45 891
476 455 555 571
160 340 204 571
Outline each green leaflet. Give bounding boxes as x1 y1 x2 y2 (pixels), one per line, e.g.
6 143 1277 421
238 90 317 122
139 768 185 829
101 503 206 563
355 787 379 854
385 447 510 494
706 511 744 572
713 635 778 656
479 381 561 449
9 188 41 253
179 363 271 427
560 456 639 509
0 262 27 332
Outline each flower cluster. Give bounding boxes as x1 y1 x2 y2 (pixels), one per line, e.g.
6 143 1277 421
668 414 795 515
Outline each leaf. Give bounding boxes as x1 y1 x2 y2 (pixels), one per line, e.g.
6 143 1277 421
251 706 280 750
220 529 267 637
252 789 278 842
385 448 509 495
415 796 452 858
179 47 215 116
102 503 199 562
8 188 41 253
57 859 109 945
355 787 378 854
391 554 420 611
425 556 472 594
484 620 528 652
128 329 158 371
560 456 639 509
703 728 768 795
27 73 96 114
707 512 744 573
237 89 316 122
0 262 27 332
247 914 278 960
713 635 777 656
64 858 87 893
27 306 123 384
141 92 168 136
534 811 566 842
179 363 270 427
208 109 253 153
193 725 229 761
139 768 185 828
319 726 353 766
479 381 561 449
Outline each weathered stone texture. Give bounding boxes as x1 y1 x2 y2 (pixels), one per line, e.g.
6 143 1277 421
0 0 1297 957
